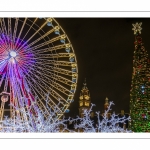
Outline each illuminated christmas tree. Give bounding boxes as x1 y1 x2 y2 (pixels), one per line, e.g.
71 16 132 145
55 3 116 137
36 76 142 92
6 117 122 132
130 22 150 132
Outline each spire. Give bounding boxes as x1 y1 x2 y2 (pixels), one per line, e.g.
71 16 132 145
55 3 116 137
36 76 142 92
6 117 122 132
80 78 89 96
82 78 87 90
105 97 109 104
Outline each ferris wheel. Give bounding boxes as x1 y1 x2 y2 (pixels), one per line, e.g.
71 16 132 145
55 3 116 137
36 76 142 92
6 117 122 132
0 18 78 120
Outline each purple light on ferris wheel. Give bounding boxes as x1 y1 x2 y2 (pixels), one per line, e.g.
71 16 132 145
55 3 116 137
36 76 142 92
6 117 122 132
0 34 35 105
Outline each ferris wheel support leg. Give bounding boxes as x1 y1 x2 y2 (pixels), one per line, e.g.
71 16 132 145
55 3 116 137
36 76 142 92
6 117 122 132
0 102 5 121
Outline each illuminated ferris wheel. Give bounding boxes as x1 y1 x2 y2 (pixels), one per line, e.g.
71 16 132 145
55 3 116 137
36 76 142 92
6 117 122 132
0 18 78 120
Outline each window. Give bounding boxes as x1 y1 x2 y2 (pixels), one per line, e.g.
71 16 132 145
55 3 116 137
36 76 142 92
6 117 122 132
85 102 89 106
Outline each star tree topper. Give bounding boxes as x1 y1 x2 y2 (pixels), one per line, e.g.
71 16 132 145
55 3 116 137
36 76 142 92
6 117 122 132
132 22 142 35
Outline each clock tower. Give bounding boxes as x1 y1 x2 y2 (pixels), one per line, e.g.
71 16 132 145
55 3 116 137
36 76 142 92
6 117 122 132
79 79 91 117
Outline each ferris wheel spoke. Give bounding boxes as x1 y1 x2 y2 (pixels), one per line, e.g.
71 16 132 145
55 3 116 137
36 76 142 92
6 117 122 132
25 62 52 70
26 69 72 97
8 18 13 49
0 73 6 87
54 61 76 66
14 89 23 108
17 59 35 67
49 87 69 102
33 53 75 59
25 78 62 112
49 82 72 98
11 84 21 108
0 19 3 33
21 21 47 48
1 18 8 38
32 60 55 65
24 28 55 48
53 67 74 76
0 40 6 51
25 72 69 105
9 77 21 98
10 62 75 87
24 87 50 115
49 73 76 86
26 34 66 51
32 69 73 88
25 58 74 69
49 43 72 52
30 54 57 59
36 101 50 119
0 43 9 54
20 18 38 45
29 66 74 86
57 53 75 58
15 18 27 50
0 60 9 73
32 43 69 53
0 21 9 47
0 56 7 62
13 18 19 44
34 60 76 67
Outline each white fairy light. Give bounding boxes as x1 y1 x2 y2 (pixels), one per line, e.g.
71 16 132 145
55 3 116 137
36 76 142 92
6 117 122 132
0 97 132 133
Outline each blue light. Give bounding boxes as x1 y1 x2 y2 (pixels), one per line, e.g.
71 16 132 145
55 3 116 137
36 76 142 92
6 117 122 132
65 48 70 53
67 99 74 103
70 90 75 93
55 30 60 35
65 109 70 113
47 22 52 26
72 78 76 82
69 57 74 62
60 39 65 43
72 68 76 72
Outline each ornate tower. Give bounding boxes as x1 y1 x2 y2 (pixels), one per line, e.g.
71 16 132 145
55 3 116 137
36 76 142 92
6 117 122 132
79 79 91 117
103 97 111 118
104 97 109 110
130 22 150 132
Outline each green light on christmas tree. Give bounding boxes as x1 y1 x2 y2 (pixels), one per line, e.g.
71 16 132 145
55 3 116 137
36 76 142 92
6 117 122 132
130 22 150 132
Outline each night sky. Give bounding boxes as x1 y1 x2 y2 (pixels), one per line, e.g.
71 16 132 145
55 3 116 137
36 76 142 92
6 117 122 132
55 18 150 117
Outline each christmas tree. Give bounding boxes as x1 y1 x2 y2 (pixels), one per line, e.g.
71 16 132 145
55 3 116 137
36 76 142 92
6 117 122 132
130 22 150 132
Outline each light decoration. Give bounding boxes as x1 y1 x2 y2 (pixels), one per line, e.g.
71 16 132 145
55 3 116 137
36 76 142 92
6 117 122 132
74 101 131 133
130 22 150 132
0 96 71 132
132 22 142 35
0 99 131 133
141 86 144 89
0 18 78 120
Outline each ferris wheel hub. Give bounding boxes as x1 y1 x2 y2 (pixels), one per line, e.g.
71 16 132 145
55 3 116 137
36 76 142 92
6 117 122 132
10 51 17 57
